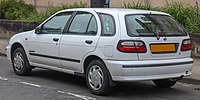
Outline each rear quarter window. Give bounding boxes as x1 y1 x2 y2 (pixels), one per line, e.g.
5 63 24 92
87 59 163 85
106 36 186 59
98 13 116 36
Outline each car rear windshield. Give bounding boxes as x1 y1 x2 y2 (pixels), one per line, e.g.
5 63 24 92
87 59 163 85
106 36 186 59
125 14 187 37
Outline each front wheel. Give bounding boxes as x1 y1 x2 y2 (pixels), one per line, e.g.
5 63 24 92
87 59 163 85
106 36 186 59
12 47 32 75
86 60 112 95
153 79 177 88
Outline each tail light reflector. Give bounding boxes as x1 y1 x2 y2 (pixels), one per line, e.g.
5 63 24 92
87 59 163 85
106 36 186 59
117 40 146 53
181 39 191 51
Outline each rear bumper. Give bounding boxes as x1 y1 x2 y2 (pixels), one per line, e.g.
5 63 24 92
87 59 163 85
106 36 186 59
104 58 193 82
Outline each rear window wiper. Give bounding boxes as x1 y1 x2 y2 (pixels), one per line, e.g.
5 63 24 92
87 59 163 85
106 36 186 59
135 19 160 40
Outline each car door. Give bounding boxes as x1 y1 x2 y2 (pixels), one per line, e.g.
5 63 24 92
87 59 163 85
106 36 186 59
28 12 73 67
60 11 100 72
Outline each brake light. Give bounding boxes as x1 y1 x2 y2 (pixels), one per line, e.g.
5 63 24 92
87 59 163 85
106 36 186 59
181 39 191 51
117 40 146 53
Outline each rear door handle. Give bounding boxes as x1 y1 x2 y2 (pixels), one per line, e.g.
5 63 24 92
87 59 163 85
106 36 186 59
53 38 59 42
85 40 93 44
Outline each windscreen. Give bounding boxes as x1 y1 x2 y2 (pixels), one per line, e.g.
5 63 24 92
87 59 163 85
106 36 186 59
125 14 187 37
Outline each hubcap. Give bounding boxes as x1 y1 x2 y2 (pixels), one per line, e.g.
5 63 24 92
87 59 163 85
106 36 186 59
88 65 104 90
13 52 24 72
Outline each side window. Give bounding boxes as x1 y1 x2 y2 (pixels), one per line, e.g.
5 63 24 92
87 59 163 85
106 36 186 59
87 16 97 35
68 12 97 35
99 13 115 36
42 12 72 34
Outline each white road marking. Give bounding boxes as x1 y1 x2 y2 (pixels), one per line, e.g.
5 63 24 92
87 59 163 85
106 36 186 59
20 82 42 88
57 90 96 100
68 92 96 100
57 90 66 94
0 77 8 81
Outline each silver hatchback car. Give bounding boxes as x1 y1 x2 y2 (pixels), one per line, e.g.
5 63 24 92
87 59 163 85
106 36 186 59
6 8 193 95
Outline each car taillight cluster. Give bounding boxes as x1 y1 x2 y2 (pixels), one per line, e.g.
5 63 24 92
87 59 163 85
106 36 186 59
181 39 191 51
117 40 146 53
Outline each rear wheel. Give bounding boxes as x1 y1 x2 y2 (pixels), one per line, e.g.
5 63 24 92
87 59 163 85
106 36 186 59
12 47 32 75
153 79 177 88
86 60 112 95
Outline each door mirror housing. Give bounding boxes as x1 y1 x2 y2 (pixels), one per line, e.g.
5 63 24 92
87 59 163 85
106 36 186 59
35 26 42 34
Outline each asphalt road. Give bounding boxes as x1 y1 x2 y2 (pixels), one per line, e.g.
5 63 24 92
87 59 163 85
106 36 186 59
0 56 200 100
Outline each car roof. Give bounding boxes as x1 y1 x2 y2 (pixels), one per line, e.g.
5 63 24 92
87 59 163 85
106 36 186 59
60 8 170 16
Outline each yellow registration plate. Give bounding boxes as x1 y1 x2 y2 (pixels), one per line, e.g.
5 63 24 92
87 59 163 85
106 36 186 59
150 44 176 53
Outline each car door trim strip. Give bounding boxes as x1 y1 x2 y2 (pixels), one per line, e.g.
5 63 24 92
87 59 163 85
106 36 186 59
29 53 80 63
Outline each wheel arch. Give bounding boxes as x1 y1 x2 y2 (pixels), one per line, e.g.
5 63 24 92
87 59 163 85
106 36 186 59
83 55 103 75
11 42 25 60
83 55 116 87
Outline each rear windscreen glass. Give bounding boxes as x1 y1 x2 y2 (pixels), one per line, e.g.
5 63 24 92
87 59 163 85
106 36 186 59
125 15 187 37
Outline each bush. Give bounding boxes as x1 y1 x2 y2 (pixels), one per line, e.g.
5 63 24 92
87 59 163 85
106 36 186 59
161 2 195 24
185 16 200 33
20 2 88 23
122 1 152 10
0 0 36 20
123 1 200 33
161 2 200 33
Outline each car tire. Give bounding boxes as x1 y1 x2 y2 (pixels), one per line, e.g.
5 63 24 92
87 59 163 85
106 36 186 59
86 60 112 95
12 47 32 75
153 79 177 88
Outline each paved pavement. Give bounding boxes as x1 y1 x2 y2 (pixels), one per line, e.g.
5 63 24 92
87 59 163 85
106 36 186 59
0 39 199 85
0 39 8 56
190 59 200 80
181 58 200 85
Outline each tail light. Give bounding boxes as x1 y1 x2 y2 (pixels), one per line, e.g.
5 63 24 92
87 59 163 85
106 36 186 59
181 39 191 51
117 40 146 53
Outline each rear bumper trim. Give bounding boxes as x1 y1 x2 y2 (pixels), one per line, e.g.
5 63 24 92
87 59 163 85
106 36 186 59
122 61 193 68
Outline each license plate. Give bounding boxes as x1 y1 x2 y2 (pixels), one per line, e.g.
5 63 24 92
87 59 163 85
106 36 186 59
150 44 176 53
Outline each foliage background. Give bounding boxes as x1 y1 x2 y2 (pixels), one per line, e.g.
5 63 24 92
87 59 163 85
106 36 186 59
0 0 36 20
123 1 200 33
0 0 200 33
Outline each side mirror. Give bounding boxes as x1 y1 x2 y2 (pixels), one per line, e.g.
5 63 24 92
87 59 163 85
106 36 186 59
35 26 42 34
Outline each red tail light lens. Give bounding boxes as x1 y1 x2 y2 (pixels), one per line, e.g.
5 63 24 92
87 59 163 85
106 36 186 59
117 40 146 53
181 39 191 51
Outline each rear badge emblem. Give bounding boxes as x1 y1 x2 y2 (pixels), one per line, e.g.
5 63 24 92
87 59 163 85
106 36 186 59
163 37 167 41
